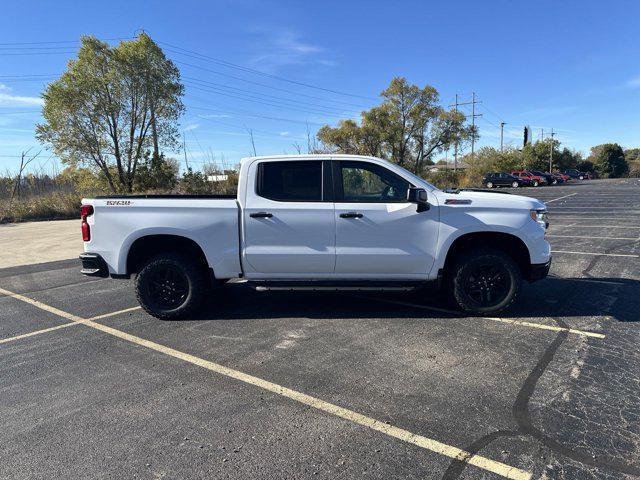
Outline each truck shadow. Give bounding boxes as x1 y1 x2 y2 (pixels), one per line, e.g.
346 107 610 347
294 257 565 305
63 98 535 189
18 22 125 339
191 276 639 324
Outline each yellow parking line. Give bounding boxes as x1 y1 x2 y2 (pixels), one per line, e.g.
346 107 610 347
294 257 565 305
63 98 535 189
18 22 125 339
545 193 577 203
552 250 639 258
482 317 605 338
88 306 142 321
546 234 639 241
0 322 79 345
0 303 141 346
556 225 640 229
353 296 605 339
0 286 531 480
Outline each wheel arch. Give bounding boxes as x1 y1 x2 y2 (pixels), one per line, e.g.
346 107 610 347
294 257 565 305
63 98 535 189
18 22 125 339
441 231 531 279
125 234 212 280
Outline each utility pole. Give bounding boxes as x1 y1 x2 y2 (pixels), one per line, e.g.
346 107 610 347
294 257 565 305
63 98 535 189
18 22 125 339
541 129 544 141
500 122 506 152
182 134 190 170
449 93 482 169
549 128 555 172
470 92 482 161
453 94 458 171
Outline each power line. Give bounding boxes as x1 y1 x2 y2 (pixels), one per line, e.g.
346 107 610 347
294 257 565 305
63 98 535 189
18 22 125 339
183 81 356 118
183 76 363 110
187 102 326 127
0 51 78 56
176 59 370 109
157 41 376 101
0 37 133 46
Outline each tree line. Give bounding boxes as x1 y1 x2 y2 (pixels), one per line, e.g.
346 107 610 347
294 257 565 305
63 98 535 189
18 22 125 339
25 34 640 197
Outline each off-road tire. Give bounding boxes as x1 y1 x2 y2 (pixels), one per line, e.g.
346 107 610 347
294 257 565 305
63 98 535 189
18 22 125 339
135 253 208 320
448 248 521 315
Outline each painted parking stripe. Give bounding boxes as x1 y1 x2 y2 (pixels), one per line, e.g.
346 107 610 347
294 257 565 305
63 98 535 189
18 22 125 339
0 306 142 346
548 275 624 286
546 234 639 241
352 296 605 338
548 207 640 210
544 193 577 203
551 250 639 258
550 217 640 221
0 322 79 345
0 287 531 480
88 306 141 321
550 225 640 229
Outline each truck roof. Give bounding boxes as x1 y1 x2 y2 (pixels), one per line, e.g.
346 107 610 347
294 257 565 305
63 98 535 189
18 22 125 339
239 154 388 165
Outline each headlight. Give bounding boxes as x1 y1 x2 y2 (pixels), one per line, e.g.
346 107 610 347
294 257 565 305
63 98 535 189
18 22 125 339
530 209 548 228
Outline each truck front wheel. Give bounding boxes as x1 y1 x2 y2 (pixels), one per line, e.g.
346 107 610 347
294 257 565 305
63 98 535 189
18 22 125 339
135 253 208 320
449 248 521 315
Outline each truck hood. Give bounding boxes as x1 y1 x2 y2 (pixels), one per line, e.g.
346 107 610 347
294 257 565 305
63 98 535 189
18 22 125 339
434 190 547 211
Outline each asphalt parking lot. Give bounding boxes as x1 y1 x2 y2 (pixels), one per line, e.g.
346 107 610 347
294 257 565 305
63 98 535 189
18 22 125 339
1 178 639 480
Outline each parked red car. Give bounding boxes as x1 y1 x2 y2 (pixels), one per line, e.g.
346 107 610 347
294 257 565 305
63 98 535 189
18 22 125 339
511 170 547 187
553 172 571 182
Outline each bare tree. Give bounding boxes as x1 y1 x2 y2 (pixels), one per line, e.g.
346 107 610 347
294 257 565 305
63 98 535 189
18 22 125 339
1 150 41 222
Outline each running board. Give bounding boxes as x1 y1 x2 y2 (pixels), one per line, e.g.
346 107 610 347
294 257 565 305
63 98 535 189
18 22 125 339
248 280 425 292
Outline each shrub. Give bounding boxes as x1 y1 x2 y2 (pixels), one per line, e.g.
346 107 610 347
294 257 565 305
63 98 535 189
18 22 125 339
0 192 80 223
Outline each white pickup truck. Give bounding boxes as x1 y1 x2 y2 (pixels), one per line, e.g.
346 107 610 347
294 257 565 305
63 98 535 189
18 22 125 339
80 154 551 319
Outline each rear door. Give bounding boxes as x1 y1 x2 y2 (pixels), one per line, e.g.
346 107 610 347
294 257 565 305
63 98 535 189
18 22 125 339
242 159 336 276
333 160 438 278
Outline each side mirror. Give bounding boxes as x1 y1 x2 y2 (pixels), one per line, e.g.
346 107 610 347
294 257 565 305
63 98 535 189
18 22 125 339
407 187 429 212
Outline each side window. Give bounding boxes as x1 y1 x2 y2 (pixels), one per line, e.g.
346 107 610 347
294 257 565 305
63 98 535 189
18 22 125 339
338 161 410 203
257 161 322 202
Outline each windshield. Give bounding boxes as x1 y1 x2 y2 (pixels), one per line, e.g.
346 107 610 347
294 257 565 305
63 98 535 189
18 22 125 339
394 165 438 191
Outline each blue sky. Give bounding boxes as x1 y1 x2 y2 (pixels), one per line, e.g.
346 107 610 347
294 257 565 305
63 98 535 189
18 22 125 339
1 0 639 172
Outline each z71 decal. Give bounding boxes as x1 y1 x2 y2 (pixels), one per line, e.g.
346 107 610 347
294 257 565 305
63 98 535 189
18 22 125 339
106 200 132 206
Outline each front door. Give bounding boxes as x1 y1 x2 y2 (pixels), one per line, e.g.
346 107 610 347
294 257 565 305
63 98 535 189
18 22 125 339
333 160 438 278
242 159 336 277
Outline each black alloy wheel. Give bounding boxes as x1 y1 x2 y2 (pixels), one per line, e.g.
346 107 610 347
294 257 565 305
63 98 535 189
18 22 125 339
449 248 521 314
135 253 209 320
144 264 190 310
462 263 510 308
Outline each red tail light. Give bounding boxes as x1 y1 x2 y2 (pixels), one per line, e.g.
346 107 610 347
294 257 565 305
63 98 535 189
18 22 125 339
81 204 93 242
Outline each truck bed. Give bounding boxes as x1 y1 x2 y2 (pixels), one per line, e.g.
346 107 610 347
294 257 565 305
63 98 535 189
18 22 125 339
94 194 236 199
82 196 241 278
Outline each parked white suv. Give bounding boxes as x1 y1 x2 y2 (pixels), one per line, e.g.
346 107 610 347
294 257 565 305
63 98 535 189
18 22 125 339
80 155 551 318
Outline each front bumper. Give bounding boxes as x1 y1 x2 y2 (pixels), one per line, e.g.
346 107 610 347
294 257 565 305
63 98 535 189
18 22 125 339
79 253 109 277
527 257 551 282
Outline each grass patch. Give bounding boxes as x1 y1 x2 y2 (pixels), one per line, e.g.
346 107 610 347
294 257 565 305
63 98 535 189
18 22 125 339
0 193 81 223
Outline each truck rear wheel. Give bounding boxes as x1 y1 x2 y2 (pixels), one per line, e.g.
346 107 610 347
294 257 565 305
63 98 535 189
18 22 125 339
135 253 208 320
449 248 521 315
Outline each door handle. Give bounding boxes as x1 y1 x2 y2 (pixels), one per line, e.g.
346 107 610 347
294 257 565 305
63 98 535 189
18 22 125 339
339 212 363 219
250 212 273 218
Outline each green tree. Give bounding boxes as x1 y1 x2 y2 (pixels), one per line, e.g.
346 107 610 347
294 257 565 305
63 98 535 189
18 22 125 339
522 139 560 171
588 143 628 178
133 154 179 191
317 77 475 174
625 148 640 177
178 167 209 194
576 160 594 173
463 146 524 185
36 34 184 193
556 147 583 172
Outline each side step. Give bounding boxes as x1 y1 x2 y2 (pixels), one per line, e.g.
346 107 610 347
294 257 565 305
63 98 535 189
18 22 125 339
247 280 427 292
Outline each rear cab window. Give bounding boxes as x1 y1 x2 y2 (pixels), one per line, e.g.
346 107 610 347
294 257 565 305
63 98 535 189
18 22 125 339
256 161 324 202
